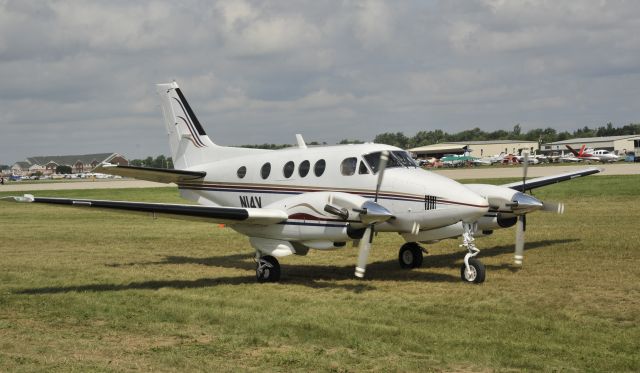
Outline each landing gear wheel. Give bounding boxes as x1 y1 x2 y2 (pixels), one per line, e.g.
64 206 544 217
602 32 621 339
398 243 424 269
460 257 485 284
256 255 280 283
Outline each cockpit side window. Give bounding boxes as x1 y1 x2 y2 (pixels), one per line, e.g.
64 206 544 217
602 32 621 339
363 152 381 173
358 161 369 174
340 157 357 176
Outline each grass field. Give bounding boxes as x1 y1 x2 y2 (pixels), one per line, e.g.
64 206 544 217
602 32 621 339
0 176 638 372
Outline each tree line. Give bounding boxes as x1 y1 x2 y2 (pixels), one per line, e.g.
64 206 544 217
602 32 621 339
371 122 640 149
131 122 639 168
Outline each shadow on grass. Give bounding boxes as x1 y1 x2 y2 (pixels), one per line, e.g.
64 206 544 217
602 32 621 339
16 239 577 295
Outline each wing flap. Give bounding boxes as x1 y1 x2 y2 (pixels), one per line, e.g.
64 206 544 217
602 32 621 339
93 164 206 184
503 167 601 192
1 195 286 225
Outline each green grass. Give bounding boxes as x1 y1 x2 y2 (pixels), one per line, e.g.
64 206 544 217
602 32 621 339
0 177 639 372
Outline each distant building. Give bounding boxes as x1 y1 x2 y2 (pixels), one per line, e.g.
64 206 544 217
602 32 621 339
10 153 128 176
540 135 640 155
408 140 539 159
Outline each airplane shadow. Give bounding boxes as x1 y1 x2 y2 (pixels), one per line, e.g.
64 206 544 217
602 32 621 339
16 239 577 295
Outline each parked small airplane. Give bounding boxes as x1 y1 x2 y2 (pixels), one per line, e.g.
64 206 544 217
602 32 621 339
1 82 600 284
566 145 619 163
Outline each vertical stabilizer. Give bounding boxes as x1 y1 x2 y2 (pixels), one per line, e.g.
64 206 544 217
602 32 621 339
156 81 272 170
157 82 217 169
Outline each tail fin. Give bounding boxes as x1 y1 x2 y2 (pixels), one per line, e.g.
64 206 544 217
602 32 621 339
157 82 216 169
565 145 579 157
578 145 586 157
156 82 272 169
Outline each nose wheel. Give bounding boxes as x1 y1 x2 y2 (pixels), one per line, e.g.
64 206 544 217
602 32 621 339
460 257 485 283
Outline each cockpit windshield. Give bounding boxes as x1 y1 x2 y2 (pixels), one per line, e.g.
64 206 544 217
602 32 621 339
363 151 418 173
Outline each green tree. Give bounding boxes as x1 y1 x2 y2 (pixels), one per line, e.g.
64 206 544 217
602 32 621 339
374 132 409 148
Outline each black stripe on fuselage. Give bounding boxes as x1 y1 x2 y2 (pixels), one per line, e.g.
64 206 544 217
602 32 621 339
177 183 488 208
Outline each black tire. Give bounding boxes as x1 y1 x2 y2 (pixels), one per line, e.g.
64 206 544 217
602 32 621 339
256 255 280 283
460 257 485 284
398 243 424 269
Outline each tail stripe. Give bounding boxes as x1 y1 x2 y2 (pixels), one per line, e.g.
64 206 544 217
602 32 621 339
175 88 207 136
172 98 207 148
175 115 205 148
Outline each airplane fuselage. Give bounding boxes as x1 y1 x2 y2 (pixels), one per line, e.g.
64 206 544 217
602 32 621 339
176 143 489 243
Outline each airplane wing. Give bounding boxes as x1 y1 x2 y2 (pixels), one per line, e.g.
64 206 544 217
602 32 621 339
1 195 287 225
93 164 206 184
502 167 601 192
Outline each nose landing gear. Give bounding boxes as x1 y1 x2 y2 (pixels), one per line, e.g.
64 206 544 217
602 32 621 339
460 222 485 283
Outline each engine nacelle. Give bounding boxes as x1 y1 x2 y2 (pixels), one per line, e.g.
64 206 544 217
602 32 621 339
235 192 373 256
476 213 517 230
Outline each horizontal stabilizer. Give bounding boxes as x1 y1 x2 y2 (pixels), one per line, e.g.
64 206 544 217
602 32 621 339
93 164 206 184
1 195 287 225
502 167 601 192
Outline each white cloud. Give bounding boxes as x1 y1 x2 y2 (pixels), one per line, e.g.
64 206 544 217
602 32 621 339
1 0 640 163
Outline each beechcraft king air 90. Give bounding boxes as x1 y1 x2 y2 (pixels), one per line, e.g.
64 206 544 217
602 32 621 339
2 82 601 284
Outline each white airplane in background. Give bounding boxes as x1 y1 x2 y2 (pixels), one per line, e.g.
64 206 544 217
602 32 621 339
2 82 601 284
565 145 619 163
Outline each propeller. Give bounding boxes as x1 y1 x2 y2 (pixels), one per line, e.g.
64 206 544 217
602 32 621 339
355 151 390 278
514 151 529 266
513 151 564 266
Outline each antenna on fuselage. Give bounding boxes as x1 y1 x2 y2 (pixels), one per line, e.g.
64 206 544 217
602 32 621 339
296 134 307 149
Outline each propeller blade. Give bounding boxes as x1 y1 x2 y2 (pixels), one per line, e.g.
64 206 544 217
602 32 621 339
542 201 565 214
355 226 374 278
514 215 526 266
374 151 389 202
521 151 529 191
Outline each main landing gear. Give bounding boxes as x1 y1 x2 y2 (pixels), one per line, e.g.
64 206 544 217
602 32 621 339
398 242 425 269
460 222 485 284
256 254 280 283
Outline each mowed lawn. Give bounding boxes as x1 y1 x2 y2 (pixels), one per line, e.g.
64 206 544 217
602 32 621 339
0 176 638 372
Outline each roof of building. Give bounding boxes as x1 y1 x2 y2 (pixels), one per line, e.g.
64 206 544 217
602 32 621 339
545 135 640 145
408 143 468 152
25 153 118 167
409 139 537 152
12 161 31 169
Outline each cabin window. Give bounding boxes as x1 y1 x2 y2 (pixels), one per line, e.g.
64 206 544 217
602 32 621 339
237 166 247 179
299 160 310 177
283 161 294 178
314 159 326 177
340 157 357 176
358 161 369 174
261 162 271 179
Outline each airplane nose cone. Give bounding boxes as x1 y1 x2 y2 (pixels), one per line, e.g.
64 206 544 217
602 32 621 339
510 192 543 213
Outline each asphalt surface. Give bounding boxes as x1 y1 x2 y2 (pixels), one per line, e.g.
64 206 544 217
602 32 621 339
1 163 638 192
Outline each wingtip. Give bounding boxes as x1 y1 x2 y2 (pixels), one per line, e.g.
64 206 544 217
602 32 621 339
1 194 34 203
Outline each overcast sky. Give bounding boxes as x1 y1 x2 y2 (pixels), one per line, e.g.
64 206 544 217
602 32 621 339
1 0 639 164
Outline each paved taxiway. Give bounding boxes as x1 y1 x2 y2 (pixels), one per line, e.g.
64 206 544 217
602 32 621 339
1 163 638 192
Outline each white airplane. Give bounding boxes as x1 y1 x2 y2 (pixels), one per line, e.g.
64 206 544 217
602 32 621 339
565 145 619 163
1 82 601 284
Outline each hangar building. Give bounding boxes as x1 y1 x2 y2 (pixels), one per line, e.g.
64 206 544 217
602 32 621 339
540 135 640 155
11 153 128 176
408 140 539 159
